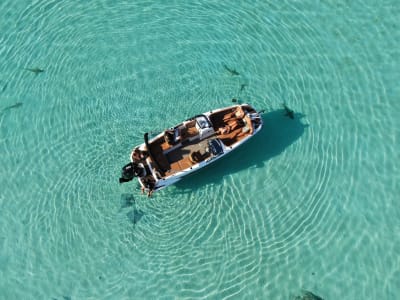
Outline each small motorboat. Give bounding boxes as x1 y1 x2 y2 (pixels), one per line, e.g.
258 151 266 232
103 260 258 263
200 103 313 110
119 103 263 195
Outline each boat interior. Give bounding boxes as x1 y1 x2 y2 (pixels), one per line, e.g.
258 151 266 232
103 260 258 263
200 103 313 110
210 105 261 146
146 119 206 177
145 105 261 178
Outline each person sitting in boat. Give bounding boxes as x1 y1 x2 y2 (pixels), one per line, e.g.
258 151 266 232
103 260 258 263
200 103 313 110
236 114 254 137
132 147 148 162
223 106 246 121
218 125 231 135
218 118 245 135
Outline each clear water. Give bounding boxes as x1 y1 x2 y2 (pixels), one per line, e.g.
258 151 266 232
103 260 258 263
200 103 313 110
1 1 399 299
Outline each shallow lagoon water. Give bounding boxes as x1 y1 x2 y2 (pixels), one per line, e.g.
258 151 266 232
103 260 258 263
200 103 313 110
0 1 399 299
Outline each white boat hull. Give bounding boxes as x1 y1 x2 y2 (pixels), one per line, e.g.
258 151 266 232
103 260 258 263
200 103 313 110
120 103 263 194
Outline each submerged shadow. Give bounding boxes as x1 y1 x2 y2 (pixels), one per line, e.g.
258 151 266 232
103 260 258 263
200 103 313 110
119 193 145 225
176 109 309 190
120 193 135 209
126 209 144 225
293 290 324 300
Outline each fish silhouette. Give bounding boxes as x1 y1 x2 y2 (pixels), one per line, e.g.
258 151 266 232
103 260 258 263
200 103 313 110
120 193 135 209
223 64 240 76
24 67 44 74
282 103 294 119
231 98 243 104
298 290 324 300
2 102 23 112
1 82 8 92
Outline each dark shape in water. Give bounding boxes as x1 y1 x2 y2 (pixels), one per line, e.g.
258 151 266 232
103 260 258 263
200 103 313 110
126 209 144 224
1 82 8 92
282 102 294 119
240 83 247 91
295 290 324 300
223 64 240 75
119 162 146 183
51 296 70 300
120 193 135 209
24 67 44 74
231 98 243 104
2 102 23 112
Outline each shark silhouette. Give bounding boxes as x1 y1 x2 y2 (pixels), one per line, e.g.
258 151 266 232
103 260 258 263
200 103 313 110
295 290 324 300
1 82 8 92
282 103 294 119
2 102 23 112
223 64 240 76
24 67 44 74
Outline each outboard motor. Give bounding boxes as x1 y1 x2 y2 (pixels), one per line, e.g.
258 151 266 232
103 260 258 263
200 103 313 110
119 162 136 183
119 162 147 183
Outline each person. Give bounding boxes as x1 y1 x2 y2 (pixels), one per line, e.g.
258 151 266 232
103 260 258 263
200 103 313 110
227 118 244 131
234 106 246 119
132 148 148 162
218 125 230 135
164 129 174 144
236 114 254 137
244 114 254 134
224 106 246 122
218 117 245 135
141 176 155 198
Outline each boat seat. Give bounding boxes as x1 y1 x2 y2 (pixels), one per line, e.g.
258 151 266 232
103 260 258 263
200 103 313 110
189 151 203 163
189 150 210 164
179 125 189 139
164 128 180 145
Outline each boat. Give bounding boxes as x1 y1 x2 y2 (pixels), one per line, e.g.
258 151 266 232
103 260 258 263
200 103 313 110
119 103 264 194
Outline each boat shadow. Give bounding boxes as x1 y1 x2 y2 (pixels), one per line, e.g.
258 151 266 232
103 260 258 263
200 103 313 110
175 109 309 191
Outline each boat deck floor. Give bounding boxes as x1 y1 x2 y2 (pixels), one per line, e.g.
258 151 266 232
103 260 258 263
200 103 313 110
153 107 254 177
163 128 250 176
164 137 213 176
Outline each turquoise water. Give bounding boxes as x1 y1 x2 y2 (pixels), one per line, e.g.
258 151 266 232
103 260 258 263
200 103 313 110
0 0 399 299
